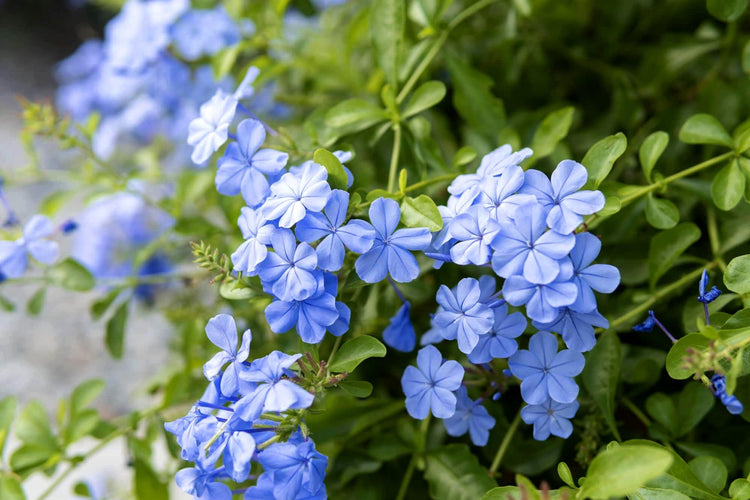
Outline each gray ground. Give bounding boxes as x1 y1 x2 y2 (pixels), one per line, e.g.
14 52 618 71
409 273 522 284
1 21 188 500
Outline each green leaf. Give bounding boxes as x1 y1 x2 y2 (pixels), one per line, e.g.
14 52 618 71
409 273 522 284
15 401 58 451
70 379 105 415
212 44 241 80
90 288 121 320
219 280 253 300
10 445 59 475
446 53 506 139
26 287 46 316
400 195 443 231
674 442 736 472
313 148 349 190
733 118 750 154
557 462 575 488
529 106 575 161
424 444 497 500
743 41 750 74
647 223 701 289
64 409 100 444
645 195 679 229
403 81 446 118
0 396 17 457
688 457 726 494
729 478 750 500
453 146 477 168
579 444 673 499
47 258 95 291
725 255 750 295
325 99 388 135
640 131 669 183
329 336 387 373
133 458 169 500
582 330 622 440
646 393 677 436
370 0 405 89
39 190 73 216
105 302 129 359
706 0 749 21
712 160 745 211
653 383 713 438
666 334 710 379
0 475 26 500
679 114 733 147
582 132 627 189
629 487 692 499
338 380 374 398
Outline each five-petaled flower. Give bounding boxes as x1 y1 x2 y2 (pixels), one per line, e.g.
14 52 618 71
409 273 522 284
401 345 465 419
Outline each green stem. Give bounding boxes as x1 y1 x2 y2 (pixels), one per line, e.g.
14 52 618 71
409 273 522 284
327 335 343 367
621 396 651 428
608 262 718 331
489 411 521 476
387 124 403 193
706 208 727 272
395 415 431 500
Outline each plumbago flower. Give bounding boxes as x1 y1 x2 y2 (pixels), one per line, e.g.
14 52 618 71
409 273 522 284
434 277 494 353
401 345 465 419
383 301 416 352
262 163 332 228
0 215 60 279
443 386 496 446
202 314 252 398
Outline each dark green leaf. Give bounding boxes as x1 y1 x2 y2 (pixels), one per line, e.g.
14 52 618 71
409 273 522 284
90 288 121 320
675 442 736 471
640 131 669 183
446 53 506 139
582 330 622 440
645 195 679 229
400 195 443 231
329 336 387 373
582 132 627 189
706 0 749 21
48 258 95 291
724 255 750 295
105 302 129 359
424 444 497 500
403 81 446 118
370 0 405 89
688 456 726 493
325 99 388 135
678 114 733 147
338 380 374 398
529 106 575 161
647 223 701 289
674 383 715 437
711 160 745 210
579 444 673 499
25 287 45 316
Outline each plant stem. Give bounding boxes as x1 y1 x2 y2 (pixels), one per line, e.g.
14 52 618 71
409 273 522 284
621 396 651 428
387 124 402 193
489 410 521 476
706 208 727 273
327 335 343 367
396 415 431 500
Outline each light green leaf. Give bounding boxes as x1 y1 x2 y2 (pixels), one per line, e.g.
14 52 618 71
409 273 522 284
647 223 701 289
0 475 26 500
712 160 745 211
729 478 750 500
39 190 73 216
557 462 575 488
446 54 506 139
666 334 710 379
329 336 387 373
579 444 673 499
424 444 497 500
582 330 622 441
706 0 749 21
133 458 169 500
725 255 750 295
64 408 99 444
453 146 477 168
582 132 627 189
640 131 669 182
371 0 405 89
688 457 726 494
219 281 253 300
15 401 58 451
629 487 692 499
48 258 95 291
10 445 59 475
645 195 679 229
400 195 443 231
314 148 350 190
105 302 129 359
679 114 733 147
403 81 446 118
0 396 17 458
325 99 388 134
530 106 575 161
69 379 105 417
733 118 750 153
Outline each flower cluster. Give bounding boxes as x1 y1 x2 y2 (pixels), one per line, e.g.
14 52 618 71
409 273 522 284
166 314 328 500
401 145 621 442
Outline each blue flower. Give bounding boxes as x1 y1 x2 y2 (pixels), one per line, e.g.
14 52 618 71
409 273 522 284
448 145 533 203
171 7 240 61
711 374 744 415
533 307 609 352
202 314 252 398
0 215 60 279
633 310 656 332
448 207 501 266
231 207 275 275
434 278 494 353
443 386 496 446
295 190 376 271
698 269 722 304
477 165 536 221
569 232 620 313
520 399 579 441
234 352 315 421
467 303 527 363
257 228 323 302
508 331 584 404
383 302 416 352
521 160 605 234
491 202 575 284
355 197 431 283
176 463 232 500
265 290 339 344
401 345 465 419
502 262 578 323
257 440 328 500
188 90 238 164
216 119 289 207
262 163 331 228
